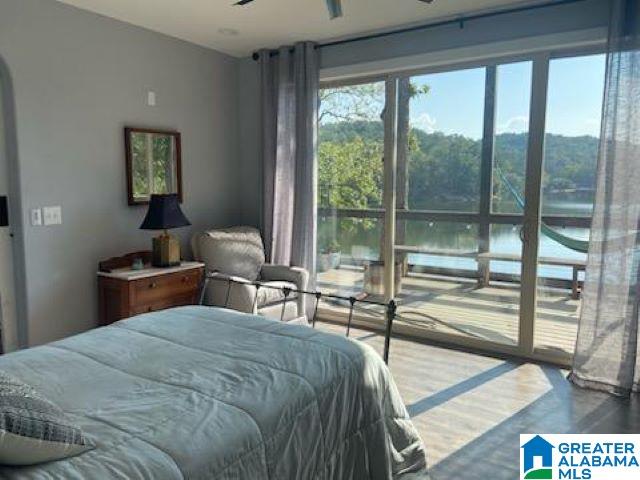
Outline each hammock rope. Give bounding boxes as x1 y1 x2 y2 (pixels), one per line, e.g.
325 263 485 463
495 164 589 254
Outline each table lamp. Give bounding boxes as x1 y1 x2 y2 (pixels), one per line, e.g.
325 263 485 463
140 194 191 267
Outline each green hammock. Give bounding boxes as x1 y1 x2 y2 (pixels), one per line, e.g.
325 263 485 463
496 166 590 254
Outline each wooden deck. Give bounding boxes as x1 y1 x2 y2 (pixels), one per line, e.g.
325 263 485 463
317 266 580 357
314 322 640 479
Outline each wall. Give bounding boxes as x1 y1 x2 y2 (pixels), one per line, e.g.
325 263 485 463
237 58 261 228
0 0 240 346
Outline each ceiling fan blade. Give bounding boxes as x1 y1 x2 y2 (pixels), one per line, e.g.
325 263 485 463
326 0 343 19
234 0 255 5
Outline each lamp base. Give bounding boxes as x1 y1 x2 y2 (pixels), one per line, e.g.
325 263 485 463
152 233 181 267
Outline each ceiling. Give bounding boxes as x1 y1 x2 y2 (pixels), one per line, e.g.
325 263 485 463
55 0 549 57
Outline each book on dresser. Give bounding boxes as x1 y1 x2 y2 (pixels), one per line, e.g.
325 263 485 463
97 252 204 326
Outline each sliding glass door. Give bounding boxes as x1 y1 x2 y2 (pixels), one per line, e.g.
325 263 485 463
316 80 389 322
315 50 605 365
533 53 605 360
394 66 508 344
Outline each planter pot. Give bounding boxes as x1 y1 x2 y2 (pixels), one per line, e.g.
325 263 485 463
364 260 403 296
317 252 341 273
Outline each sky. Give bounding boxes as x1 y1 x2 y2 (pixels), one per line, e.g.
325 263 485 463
409 54 606 140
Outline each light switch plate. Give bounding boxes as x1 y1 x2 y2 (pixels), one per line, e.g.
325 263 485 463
147 90 156 106
43 206 62 226
31 208 42 226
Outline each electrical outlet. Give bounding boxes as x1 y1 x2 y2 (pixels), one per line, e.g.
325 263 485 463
31 208 42 226
43 206 62 226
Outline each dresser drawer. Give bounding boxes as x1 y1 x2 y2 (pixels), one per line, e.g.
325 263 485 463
131 270 201 305
131 293 196 316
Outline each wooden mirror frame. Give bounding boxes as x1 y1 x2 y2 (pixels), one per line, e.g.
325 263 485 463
124 127 183 206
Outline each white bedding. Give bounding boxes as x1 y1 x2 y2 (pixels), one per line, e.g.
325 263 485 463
0 306 427 479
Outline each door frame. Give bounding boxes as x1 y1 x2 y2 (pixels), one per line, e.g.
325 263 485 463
318 46 604 367
0 56 27 352
383 78 398 303
519 53 550 357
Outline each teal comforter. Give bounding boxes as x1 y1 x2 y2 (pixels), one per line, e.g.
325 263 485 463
0 306 427 479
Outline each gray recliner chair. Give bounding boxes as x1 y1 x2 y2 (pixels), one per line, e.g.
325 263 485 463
192 226 309 324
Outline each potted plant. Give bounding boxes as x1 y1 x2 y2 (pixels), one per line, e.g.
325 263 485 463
318 240 342 273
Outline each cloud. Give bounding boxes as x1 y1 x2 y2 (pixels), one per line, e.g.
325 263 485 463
412 113 437 133
497 115 529 134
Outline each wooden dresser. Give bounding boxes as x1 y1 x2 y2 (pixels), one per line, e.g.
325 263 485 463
98 261 205 326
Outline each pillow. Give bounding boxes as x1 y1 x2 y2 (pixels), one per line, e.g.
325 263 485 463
0 372 93 466
195 226 266 281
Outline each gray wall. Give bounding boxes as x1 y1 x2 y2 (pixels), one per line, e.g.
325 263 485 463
238 0 611 231
0 0 240 346
237 58 261 228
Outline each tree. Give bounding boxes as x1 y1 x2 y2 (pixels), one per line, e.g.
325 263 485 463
318 137 383 210
319 83 385 124
396 79 430 262
318 82 429 256
318 82 429 212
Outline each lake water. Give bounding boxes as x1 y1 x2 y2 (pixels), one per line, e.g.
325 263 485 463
318 199 590 281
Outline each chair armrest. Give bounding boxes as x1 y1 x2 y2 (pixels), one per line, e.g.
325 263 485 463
260 265 310 320
203 272 258 314
260 264 309 292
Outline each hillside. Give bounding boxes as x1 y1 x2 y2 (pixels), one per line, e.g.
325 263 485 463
319 120 599 212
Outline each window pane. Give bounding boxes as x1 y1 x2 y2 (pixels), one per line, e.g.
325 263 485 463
403 220 478 273
318 83 385 210
316 81 386 314
406 68 485 212
542 54 605 216
492 61 532 214
534 54 605 357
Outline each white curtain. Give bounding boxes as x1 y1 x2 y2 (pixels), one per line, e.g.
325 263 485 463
570 0 640 395
260 42 319 290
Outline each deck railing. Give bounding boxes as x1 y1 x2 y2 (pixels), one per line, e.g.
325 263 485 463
318 206 590 289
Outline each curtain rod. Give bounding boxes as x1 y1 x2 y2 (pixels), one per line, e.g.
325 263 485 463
251 0 587 61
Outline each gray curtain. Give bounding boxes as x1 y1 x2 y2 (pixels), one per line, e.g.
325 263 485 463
260 42 319 291
570 0 640 396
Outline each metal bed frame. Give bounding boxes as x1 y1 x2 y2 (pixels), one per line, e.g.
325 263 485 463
199 272 397 364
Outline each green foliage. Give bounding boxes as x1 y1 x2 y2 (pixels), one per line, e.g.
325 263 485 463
318 120 599 214
319 134 383 209
409 129 481 210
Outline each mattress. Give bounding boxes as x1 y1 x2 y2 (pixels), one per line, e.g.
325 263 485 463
0 306 427 479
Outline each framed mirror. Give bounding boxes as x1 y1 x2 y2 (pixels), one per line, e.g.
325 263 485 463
125 127 182 205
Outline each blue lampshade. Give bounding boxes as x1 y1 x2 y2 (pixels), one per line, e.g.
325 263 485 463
140 194 191 230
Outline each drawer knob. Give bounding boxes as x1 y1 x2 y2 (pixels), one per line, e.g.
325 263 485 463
147 306 153 312
148 282 157 289
182 276 188 282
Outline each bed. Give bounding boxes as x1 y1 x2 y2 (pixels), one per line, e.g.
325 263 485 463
0 306 427 479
